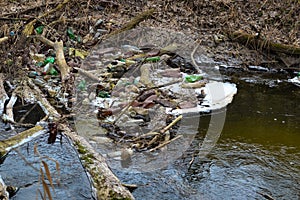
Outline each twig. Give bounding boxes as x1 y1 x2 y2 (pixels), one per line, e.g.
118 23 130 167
133 131 160 141
147 80 181 91
35 35 54 47
74 67 101 82
0 37 8 44
257 191 275 200
18 103 37 123
188 155 195 170
191 39 202 73
0 17 29 21
0 74 7 100
160 115 182 134
149 135 182 152
95 8 155 47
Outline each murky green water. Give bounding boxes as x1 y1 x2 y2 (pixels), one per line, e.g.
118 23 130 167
114 81 300 200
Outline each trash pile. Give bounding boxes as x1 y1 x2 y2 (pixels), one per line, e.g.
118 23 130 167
75 42 237 153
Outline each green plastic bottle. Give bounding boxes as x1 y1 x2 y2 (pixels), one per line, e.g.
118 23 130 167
185 75 203 83
145 56 160 62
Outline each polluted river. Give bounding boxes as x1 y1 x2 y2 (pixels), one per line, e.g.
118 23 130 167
113 79 300 200
0 28 299 200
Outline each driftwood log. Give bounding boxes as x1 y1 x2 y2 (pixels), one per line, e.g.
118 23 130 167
229 30 300 55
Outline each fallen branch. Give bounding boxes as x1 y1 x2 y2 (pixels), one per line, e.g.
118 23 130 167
229 30 300 55
0 125 44 157
61 125 134 200
160 115 182 134
54 41 70 81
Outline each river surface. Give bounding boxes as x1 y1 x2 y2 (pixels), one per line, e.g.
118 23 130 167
112 80 300 200
1 74 299 200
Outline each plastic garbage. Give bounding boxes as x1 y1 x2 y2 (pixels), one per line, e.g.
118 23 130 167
185 75 203 83
49 67 58 76
121 45 143 53
36 62 44 67
67 27 76 40
98 91 110 98
33 78 46 87
42 63 51 75
145 56 160 62
35 26 44 34
28 71 39 78
78 80 86 91
44 57 55 65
